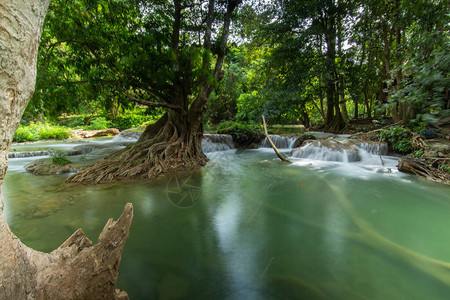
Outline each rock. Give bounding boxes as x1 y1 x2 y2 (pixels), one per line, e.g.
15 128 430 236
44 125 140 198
423 139 450 158
70 128 120 139
232 132 264 149
293 134 317 148
25 158 85 175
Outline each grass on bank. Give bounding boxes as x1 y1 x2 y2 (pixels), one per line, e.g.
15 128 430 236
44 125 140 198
14 110 162 143
13 122 71 143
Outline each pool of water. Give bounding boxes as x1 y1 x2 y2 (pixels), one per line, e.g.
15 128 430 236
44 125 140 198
3 140 450 299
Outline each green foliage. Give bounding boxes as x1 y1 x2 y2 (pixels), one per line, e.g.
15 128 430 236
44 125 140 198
412 149 424 158
379 126 413 154
438 163 450 174
51 151 71 165
387 0 449 117
13 127 38 143
216 121 262 141
58 115 90 128
13 122 71 143
236 91 263 122
86 117 111 130
110 114 154 131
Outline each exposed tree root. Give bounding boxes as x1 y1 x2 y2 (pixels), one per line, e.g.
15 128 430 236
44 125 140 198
66 113 208 184
350 121 403 141
398 157 450 185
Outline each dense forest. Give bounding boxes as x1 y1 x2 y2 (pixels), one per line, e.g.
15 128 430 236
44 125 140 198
16 0 447 182
27 0 449 131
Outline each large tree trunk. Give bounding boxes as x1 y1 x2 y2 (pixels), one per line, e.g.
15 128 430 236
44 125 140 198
0 1 133 298
66 109 208 184
323 6 346 133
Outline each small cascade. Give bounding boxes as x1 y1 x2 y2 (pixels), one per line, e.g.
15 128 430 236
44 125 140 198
355 142 388 155
261 135 296 149
202 134 234 153
8 147 97 159
291 140 360 162
112 130 143 142
8 151 51 158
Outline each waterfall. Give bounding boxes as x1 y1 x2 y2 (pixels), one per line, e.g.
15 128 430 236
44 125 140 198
291 140 390 163
8 151 51 158
8 147 97 159
355 142 388 155
291 140 360 162
261 135 296 149
112 130 143 142
202 134 234 153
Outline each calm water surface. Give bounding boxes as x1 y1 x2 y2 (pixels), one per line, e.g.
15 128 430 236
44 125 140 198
3 141 450 299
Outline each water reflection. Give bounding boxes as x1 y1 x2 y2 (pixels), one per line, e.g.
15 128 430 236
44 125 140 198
3 141 450 299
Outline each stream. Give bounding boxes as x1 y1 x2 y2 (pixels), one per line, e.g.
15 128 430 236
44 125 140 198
3 134 450 299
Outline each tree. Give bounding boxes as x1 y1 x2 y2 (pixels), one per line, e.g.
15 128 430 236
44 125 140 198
40 0 243 184
0 1 132 298
350 0 449 124
259 0 350 132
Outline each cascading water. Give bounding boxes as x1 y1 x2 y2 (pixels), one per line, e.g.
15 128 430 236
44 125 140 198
112 130 143 142
8 151 51 159
356 142 389 155
8 147 98 159
261 135 296 149
291 139 389 164
202 134 234 153
291 140 360 162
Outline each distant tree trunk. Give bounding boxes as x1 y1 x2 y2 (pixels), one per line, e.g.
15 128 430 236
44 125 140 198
379 18 393 121
337 8 348 123
339 93 349 122
323 2 346 133
0 1 133 298
354 100 359 119
300 103 310 128
364 90 372 120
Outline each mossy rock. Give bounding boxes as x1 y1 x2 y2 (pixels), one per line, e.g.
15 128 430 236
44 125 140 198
25 158 85 175
293 134 317 148
216 121 264 149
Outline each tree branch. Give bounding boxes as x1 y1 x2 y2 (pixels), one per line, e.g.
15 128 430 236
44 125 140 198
54 79 116 87
212 0 242 82
118 80 182 112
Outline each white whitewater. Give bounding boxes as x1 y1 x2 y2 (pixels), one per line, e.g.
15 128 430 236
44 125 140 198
355 142 389 155
112 130 143 142
261 135 296 149
202 134 234 153
291 140 390 164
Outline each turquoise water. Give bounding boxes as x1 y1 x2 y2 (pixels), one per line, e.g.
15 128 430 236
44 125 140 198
3 143 450 299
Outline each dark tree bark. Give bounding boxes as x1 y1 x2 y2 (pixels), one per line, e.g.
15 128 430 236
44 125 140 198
0 1 133 298
323 1 346 133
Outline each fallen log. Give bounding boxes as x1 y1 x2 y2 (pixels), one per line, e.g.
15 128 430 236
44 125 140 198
262 115 292 163
398 157 450 185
